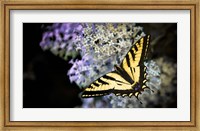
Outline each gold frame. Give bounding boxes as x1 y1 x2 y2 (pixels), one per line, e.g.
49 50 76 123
0 0 199 130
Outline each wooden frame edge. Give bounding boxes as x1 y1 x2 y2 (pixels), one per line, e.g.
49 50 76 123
0 0 5 130
1 0 199 5
4 2 10 128
0 0 199 130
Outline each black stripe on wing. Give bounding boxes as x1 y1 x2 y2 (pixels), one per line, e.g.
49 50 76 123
82 89 114 98
114 66 134 84
138 35 150 66
103 74 130 85
133 44 138 51
130 49 135 62
120 35 150 68
98 78 109 85
81 71 131 98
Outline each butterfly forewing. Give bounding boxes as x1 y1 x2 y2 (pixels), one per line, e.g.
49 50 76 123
120 35 150 82
81 71 132 98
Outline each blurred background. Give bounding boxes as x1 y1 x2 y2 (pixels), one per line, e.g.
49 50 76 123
23 23 177 108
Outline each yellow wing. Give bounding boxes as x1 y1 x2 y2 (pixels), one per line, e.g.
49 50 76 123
121 35 150 81
81 71 133 98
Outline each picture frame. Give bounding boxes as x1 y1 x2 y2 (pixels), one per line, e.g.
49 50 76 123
0 0 199 130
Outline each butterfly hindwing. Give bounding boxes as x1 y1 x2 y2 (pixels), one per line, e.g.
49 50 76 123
140 65 149 90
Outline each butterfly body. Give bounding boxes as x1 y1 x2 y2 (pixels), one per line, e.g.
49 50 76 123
81 35 151 99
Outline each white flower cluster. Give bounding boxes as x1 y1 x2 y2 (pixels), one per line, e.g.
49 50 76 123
82 23 145 61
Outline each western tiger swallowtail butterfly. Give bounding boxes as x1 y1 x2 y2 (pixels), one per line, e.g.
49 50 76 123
81 35 151 99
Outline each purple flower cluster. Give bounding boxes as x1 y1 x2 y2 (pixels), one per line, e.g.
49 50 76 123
40 23 83 60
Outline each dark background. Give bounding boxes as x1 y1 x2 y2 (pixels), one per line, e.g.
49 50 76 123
23 23 177 108
23 23 82 108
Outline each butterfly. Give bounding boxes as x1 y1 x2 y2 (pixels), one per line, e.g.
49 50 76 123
81 35 151 99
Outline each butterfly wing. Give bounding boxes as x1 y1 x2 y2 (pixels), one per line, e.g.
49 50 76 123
120 35 150 82
81 71 133 98
81 35 151 98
